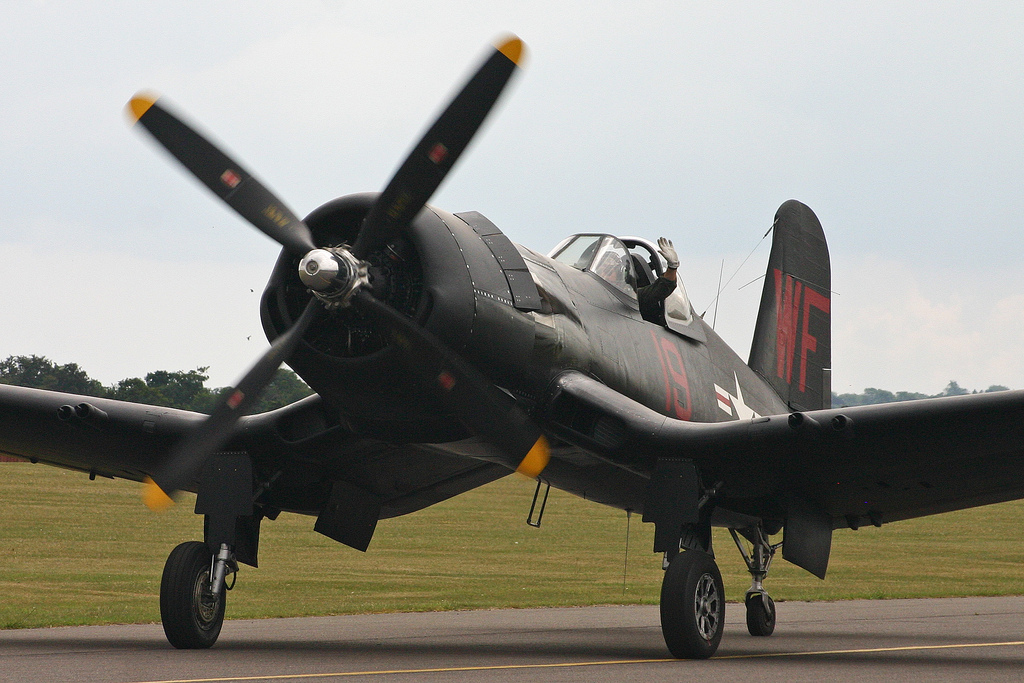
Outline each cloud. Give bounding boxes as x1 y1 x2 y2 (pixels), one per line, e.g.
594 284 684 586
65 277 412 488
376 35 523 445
832 255 1024 393
0 243 273 388
3 2 1023 394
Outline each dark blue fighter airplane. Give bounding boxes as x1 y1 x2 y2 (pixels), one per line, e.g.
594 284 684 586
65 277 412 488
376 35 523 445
2 36 1023 659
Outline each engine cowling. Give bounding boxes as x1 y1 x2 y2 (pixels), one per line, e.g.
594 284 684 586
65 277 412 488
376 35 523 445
260 193 542 442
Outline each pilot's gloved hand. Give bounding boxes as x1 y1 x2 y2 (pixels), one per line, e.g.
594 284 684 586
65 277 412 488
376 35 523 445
658 237 679 270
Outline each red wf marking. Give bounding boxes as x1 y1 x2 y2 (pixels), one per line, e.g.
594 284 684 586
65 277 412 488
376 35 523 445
773 268 830 392
651 331 692 420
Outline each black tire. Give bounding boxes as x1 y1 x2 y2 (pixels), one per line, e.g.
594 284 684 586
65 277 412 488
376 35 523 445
745 591 776 637
660 550 725 659
160 541 225 649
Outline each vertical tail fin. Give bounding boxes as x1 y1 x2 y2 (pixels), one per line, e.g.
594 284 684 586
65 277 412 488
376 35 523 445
748 200 831 411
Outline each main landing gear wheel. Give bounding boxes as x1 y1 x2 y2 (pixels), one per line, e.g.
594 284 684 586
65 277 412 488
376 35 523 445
660 550 725 659
745 591 776 636
160 541 225 649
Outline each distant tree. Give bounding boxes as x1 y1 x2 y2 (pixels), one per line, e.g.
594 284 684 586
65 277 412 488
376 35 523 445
144 368 216 412
862 388 896 404
0 355 105 396
107 376 166 405
208 368 313 415
245 368 314 413
894 390 931 401
110 368 234 412
939 380 969 397
832 387 897 407
834 390 858 406
0 355 313 416
833 380 1012 407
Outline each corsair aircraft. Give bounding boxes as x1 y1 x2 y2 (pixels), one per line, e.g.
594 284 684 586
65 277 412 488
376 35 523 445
2 36 1023 659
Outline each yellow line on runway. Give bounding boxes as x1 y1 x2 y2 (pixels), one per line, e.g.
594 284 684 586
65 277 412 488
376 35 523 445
718 639 1024 660
127 659 676 683
127 640 1024 683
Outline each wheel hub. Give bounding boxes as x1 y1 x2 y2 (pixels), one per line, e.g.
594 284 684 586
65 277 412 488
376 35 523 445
694 573 721 641
193 569 220 628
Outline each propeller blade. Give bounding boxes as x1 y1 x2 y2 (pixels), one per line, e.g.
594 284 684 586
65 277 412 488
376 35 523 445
351 290 549 477
352 36 525 259
143 298 322 510
127 94 317 256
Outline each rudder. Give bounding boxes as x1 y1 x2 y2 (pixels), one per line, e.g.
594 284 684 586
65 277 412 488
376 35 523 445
748 200 831 411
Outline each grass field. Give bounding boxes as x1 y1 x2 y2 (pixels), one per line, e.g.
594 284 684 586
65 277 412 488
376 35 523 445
2 462 1024 629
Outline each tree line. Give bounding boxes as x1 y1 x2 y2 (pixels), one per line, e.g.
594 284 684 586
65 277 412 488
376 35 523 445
0 355 313 414
833 380 1009 408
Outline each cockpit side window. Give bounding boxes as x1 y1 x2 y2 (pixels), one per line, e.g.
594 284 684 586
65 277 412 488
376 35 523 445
590 238 636 296
551 235 603 269
551 235 636 297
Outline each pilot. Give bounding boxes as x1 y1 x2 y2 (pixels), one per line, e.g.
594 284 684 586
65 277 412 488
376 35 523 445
638 237 679 324
594 250 631 290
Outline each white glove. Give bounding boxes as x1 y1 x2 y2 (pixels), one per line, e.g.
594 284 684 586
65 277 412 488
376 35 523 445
658 237 679 270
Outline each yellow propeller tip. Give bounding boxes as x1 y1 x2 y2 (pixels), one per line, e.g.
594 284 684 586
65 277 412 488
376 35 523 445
495 35 525 66
126 93 158 123
142 477 175 512
515 435 550 478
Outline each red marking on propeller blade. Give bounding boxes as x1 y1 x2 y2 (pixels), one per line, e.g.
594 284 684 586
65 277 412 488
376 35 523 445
227 389 245 409
220 169 241 188
428 143 448 165
437 371 456 391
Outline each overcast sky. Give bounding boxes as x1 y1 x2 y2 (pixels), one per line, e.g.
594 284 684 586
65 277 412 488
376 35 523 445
2 1 1022 395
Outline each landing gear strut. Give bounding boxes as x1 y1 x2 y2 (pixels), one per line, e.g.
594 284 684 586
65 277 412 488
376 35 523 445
159 541 236 649
729 526 781 637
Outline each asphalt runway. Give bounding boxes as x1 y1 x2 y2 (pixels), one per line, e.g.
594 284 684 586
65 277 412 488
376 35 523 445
3 597 1024 682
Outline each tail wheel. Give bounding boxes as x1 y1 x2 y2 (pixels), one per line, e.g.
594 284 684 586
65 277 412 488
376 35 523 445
160 541 225 649
745 591 776 636
660 549 725 659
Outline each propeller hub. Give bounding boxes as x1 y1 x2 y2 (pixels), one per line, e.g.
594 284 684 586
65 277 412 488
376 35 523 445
299 249 341 291
298 246 369 309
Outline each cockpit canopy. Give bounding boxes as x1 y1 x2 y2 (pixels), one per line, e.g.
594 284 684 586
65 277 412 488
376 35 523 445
549 234 695 329
551 234 636 296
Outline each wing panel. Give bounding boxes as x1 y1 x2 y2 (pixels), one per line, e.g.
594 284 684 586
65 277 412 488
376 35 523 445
0 384 203 483
779 392 1024 527
0 385 511 523
542 371 1024 529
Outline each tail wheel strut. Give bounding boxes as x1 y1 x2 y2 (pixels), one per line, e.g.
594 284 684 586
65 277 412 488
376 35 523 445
729 526 782 637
